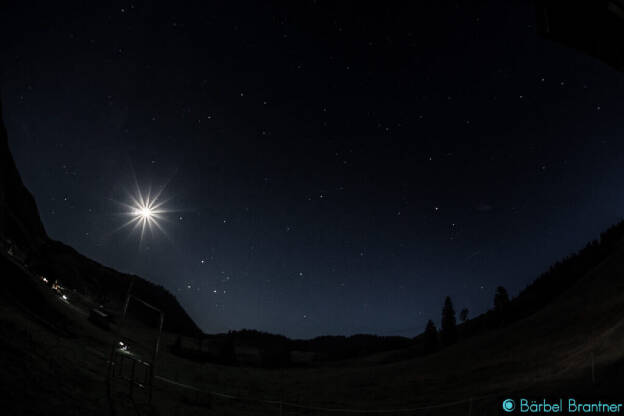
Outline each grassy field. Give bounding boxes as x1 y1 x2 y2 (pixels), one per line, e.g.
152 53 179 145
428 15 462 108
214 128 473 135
2 236 624 416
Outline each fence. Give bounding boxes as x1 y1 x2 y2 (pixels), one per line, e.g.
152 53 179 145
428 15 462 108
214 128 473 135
107 287 165 406
3 248 615 415
147 337 611 416
152 373 506 415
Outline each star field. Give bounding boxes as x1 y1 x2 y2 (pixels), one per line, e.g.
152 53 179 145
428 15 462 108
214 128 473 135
2 1 624 338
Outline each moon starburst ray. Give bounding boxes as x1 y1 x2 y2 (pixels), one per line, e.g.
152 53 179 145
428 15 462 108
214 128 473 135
113 181 177 244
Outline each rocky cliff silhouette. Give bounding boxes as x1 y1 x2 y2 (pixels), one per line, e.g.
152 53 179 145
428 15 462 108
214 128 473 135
0 99 200 336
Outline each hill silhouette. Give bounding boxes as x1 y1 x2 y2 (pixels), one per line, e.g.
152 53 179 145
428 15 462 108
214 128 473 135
5 92 624 371
4 100 624 413
0 99 200 337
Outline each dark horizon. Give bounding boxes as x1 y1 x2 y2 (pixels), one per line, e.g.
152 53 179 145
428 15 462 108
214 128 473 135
2 1 624 339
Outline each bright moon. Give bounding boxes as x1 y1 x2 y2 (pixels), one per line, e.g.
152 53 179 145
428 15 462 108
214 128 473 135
115 183 172 243
129 191 165 240
136 206 154 220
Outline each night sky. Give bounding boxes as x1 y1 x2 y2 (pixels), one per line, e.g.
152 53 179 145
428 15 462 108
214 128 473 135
2 1 624 339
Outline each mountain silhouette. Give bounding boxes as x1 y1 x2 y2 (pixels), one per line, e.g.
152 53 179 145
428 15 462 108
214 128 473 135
0 98 200 336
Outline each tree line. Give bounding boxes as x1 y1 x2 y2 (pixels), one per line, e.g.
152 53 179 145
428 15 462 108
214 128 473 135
423 286 510 354
421 218 624 355
171 219 624 364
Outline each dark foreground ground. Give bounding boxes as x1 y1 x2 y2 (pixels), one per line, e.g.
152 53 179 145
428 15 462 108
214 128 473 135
2 242 624 416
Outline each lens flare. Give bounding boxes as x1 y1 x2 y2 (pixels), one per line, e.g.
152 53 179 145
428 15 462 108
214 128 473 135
114 182 173 244
136 206 154 220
